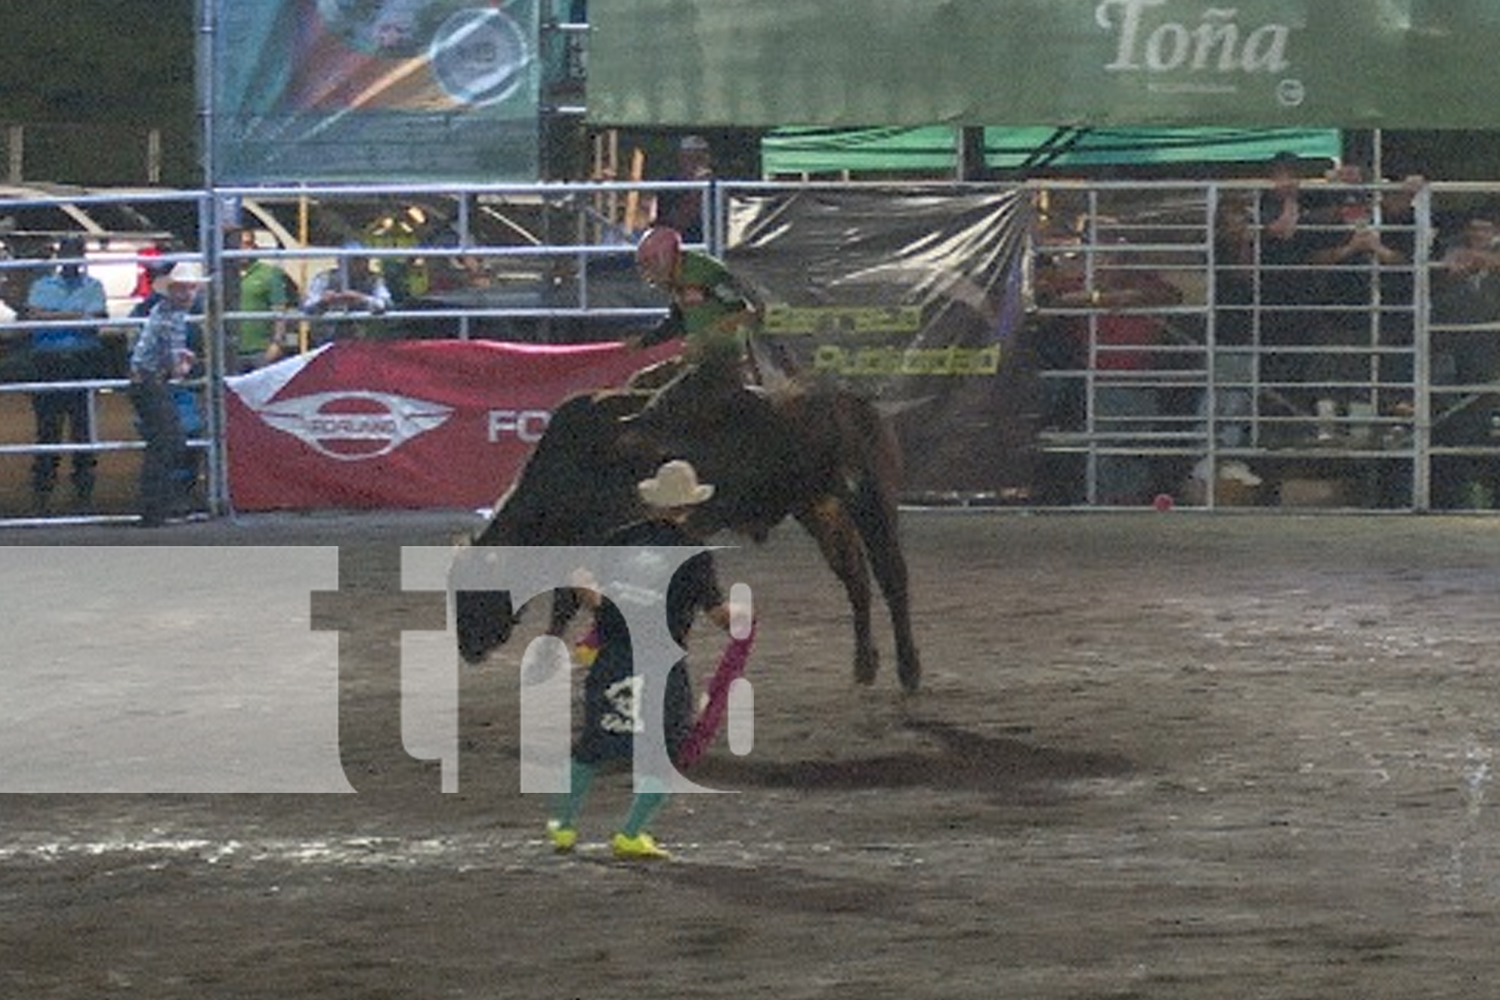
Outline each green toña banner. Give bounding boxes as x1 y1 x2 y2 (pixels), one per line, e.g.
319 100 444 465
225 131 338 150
589 0 1494 129
210 0 541 183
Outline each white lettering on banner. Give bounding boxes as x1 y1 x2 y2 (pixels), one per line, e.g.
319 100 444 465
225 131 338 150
254 390 453 461
487 408 550 443
1097 1 1293 74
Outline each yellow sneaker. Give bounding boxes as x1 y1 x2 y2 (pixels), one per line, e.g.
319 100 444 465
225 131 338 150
610 831 670 861
546 819 577 853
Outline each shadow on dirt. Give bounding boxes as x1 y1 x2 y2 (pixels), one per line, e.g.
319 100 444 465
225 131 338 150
653 862 910 920
690 719 1133 795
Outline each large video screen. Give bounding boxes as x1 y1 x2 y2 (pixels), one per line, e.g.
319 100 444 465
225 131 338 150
210 0 540 183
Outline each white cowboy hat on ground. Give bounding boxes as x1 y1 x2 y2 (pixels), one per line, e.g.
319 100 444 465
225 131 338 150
638 459 715 508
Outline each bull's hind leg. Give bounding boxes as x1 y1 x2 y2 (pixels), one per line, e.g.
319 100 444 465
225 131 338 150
832 395 922 691
796 498 879 685
846 475 920 692
878 546 919 692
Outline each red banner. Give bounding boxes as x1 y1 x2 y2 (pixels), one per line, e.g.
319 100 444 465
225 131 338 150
225 339 678 510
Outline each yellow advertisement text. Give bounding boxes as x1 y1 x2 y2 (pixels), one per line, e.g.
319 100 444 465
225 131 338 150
812 344 1001 377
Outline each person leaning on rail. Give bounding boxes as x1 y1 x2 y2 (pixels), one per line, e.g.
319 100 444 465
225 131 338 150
23 235 109 513
301 242 393 345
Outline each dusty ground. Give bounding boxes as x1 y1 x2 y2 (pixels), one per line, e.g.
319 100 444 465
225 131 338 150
3 509 1500 998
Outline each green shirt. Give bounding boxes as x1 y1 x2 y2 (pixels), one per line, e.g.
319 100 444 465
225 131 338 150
237 260 292 355
672 251 757 369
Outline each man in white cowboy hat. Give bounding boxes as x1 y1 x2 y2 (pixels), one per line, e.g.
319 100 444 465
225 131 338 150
547 458 734 861
128 260 210 526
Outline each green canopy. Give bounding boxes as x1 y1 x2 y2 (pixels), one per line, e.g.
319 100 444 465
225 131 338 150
761 127 1342 176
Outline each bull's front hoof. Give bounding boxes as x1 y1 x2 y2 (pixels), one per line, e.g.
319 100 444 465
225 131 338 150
854 650 879 686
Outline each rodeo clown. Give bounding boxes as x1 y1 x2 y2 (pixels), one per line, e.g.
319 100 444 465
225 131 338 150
546 459 752 861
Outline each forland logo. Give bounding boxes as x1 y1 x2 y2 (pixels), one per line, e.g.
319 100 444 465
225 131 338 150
1095 0 1303 104
255 390 454 461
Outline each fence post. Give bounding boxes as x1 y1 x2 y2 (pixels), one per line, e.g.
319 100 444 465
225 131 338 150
147 129 162 185
6 125 22 183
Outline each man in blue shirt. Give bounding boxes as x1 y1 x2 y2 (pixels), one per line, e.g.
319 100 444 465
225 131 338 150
24 236 108 512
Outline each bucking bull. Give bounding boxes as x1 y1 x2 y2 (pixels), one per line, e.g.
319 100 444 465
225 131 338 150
453 381 921 691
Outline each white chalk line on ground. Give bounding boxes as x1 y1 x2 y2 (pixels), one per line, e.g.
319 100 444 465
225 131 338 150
0 831 1008 873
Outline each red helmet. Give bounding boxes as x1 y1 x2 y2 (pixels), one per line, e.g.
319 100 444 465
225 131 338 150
636 226 682 276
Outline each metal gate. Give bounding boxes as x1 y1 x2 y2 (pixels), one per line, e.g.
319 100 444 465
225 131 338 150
3 177 1500 523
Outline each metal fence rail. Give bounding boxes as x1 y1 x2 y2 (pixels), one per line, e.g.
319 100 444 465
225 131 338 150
3 178 1500 523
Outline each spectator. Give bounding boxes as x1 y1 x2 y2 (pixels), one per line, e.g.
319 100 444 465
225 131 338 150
1028 242 1090 437
1254 160 1411 444
1431 215 1500 374
1430 214 1500 495
1257 151 1320 310
1300 166 1410 442
302 243 393 344
652 134 714 244
1369 175 1426 429
1031 229 1182 504
24 235 108 513
235 230 296 371
1254 151 1326 439
545 459 734 861
1202 193 1257 449
128 262 209 527
129 258 204 500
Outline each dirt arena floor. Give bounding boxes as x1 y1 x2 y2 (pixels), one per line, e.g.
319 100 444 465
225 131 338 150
3 508 1500 999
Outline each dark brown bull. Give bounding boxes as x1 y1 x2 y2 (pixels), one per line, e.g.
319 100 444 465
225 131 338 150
454 383 921 691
